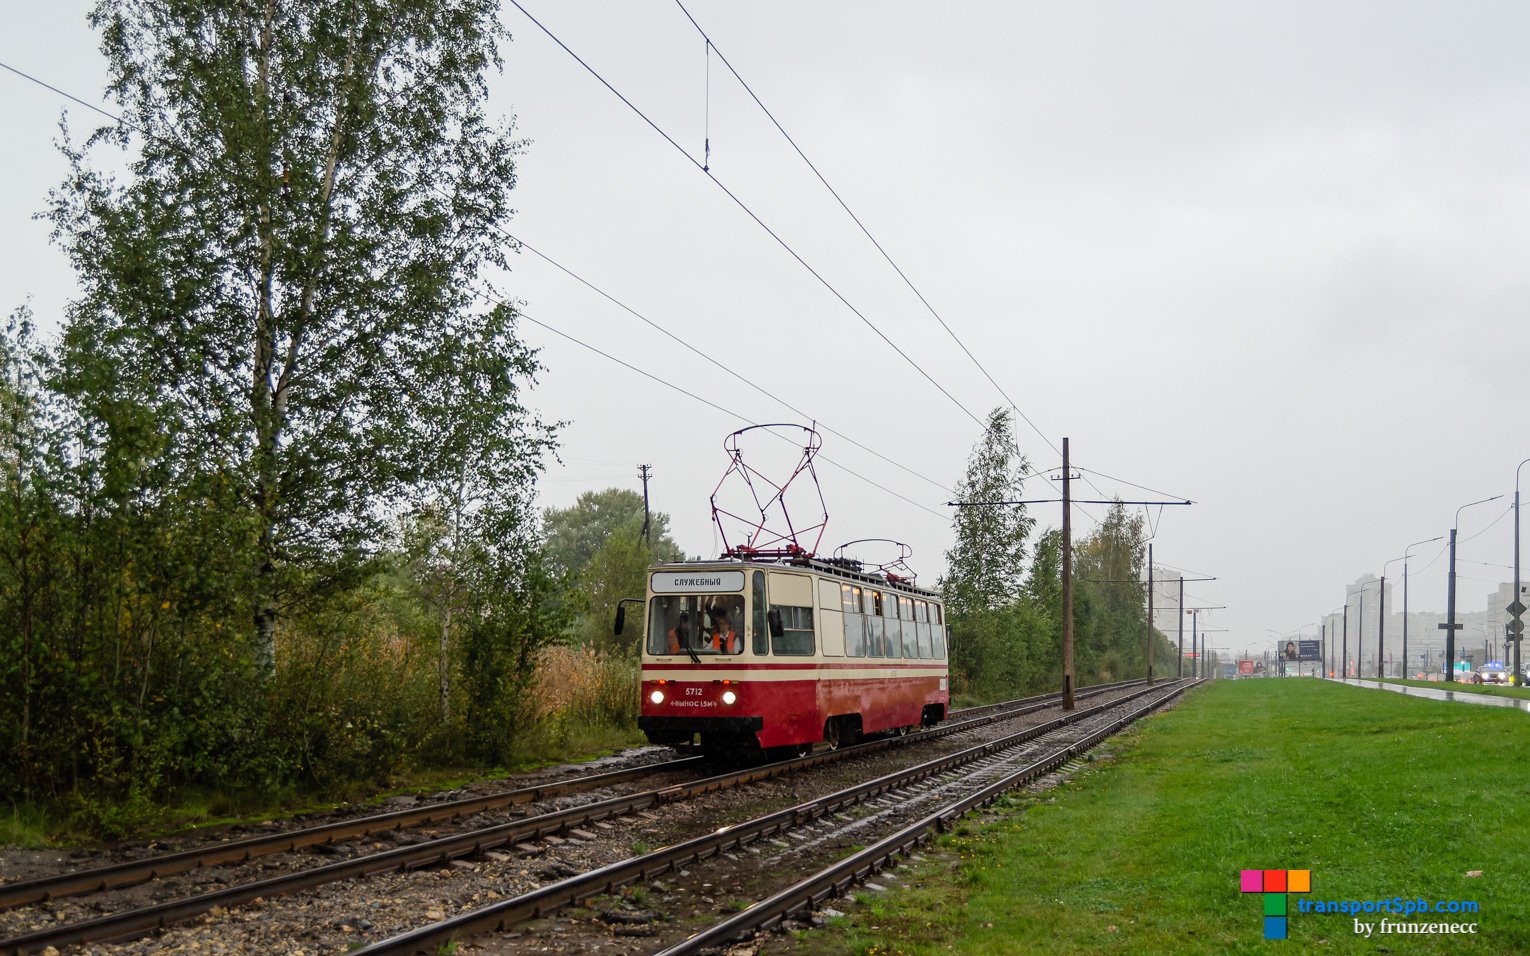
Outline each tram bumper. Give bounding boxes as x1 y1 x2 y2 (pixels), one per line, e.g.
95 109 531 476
639 714 763 746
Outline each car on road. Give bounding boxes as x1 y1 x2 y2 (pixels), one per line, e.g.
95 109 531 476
1480 664 1509 685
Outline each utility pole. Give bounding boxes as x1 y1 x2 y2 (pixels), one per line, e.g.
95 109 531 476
1513 460 1528 686
1358 589 1365 678
1062 438 1075 710
1342 601 1348 680
1146 543 1155 685
1444 497 1502 682
1443 528 1460 682
1177 577 1184 678
1321 621 1327 678
638 464 653 549
1377 575 1387 679
1190 609 1199 679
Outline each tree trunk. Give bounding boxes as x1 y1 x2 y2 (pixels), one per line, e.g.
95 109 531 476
439 604 452 721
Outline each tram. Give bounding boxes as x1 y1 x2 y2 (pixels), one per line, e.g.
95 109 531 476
630 554 950 757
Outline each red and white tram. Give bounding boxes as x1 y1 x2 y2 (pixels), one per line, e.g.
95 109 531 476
635 556 949 757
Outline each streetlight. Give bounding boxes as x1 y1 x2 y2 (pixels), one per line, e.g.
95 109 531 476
1344 582 1376 680
1513 459 1530 685
1322 606 1345 679
1385 536 1443 684
1444 495 1504 682
1479 622 1500 666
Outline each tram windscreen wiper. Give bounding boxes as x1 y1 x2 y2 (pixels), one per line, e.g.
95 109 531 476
682 629 701 665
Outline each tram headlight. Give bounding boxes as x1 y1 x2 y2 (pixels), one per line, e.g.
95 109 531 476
722 691 737 706
650 690 664 705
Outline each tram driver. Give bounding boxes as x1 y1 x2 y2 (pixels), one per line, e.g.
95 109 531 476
706 601 742 654
667 610 692 655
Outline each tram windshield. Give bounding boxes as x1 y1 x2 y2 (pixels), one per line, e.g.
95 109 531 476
648 595 746 656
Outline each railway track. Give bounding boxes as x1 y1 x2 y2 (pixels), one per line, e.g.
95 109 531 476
0 679 1147 955
657 680 1200 956
318 680 1194 956
0 679 1138 914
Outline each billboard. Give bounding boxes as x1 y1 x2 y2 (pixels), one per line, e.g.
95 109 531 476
1277 640 1322 662
1237 660 1256 675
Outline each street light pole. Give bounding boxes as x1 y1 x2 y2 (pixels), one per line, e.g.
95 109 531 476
1146 543 1154 685
1061 438 1075 710
1443 496 1503 683
1190 609 1200 679
1178 577 1185 679
1515 459 1530 686
1391 536 1443 683
1342 600 1349 679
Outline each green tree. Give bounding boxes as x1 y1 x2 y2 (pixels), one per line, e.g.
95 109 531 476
1075 501 1149 679
938 408 1034 619
542 488 682 576
51 0 540 675
576 526 664 653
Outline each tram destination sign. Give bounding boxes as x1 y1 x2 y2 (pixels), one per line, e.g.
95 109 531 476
651 570 746 593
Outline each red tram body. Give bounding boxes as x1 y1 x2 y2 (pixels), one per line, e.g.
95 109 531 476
637 557 949 755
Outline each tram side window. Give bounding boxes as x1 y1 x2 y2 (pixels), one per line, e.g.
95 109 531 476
884 593 903 659
864 589 885 657
842 584 866 657
773 606 815 656
901 596 920 659
932 601 947 659
753 571 768 655
915 600 933 659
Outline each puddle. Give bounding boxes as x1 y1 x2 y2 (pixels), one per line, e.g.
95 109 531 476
1329 678 1530 711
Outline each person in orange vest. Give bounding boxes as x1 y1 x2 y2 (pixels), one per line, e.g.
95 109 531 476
706 604 740 653
667 610 691 655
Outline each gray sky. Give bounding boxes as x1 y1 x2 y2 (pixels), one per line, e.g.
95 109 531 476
4 1 1529 658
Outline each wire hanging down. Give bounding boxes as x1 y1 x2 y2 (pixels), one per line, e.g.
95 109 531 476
502 0 989 432
703 38 711 172
668 0 1055 456
0 57 956 528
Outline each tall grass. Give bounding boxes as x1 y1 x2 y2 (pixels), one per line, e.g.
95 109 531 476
509 646 643 764
532 646 640 727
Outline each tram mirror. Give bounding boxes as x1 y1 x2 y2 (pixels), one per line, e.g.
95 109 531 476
614 605 626 636
767 608 784 638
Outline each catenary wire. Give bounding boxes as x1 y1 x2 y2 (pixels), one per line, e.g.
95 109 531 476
501 0 989 433
1459 504 1513 544
506 233 953 496
669 0 1059 459
0 58 956 528
504 301 951 522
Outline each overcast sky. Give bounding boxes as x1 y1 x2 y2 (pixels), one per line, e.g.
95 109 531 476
4 1 1529 661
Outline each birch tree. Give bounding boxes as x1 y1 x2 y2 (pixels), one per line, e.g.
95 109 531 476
49 0 550 675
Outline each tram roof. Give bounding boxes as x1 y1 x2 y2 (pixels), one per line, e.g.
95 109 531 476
650 555 941 601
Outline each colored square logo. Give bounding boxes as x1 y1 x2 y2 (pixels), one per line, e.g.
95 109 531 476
1241 867 1311 940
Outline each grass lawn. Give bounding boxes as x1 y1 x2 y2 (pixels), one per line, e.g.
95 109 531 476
796 678 1530 955
1374 676 1530 701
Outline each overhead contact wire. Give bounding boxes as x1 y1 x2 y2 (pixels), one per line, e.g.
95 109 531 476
507 303 949 521
503 0 989 432
670 0 1058 458
508 233 953 495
